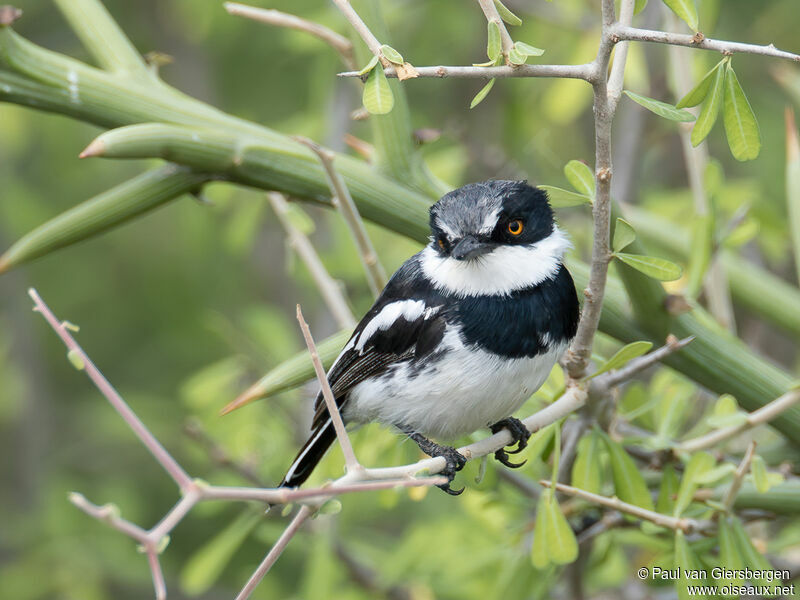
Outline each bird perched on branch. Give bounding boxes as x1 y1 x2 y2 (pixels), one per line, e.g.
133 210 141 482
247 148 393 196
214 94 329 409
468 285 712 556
280 180 579 494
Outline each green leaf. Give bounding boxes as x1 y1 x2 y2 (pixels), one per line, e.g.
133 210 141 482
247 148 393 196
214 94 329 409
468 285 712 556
572 430 602 494
539 185 592 207
623 90 695 122
67 349 85 371
508 48 526 65
674 531 705 600
729 517 778 593
717 517 746 591
494 0 522 26
514 41 545 57
676 60 723 108
379 44 403 65
685 214 713 298
750 455 770 493
319 498 342 515
673 451 715 517
527 422 557 463
612 218 636 252
470 78 495 109
544 492 578 565
357 54 379 76
656 463 680 514
0 166 205 276
531 492 551 569
691 62 725 146
614 253 683 281
634 0 648 14
564 159 594 198
588 341 653 379
722 64 761 161
601 432 654 511
662 0 699 31
692 463 736 485
487 21 502 62
180 510 261 595
221 329 352 413
362 65 394 115
787 111 800 284
707 394 748 429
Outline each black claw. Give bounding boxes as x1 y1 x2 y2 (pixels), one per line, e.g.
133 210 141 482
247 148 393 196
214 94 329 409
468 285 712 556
490 417 531 467
405 431 467 496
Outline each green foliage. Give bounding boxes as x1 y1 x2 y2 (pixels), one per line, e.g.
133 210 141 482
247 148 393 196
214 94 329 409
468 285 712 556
2 2 799 600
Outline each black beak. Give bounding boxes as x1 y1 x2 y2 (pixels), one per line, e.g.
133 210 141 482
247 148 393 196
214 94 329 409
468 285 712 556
451 235 492 261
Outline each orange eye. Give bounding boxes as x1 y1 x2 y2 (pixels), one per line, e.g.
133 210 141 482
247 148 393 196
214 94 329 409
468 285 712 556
507 219 524 236
438 237 446 250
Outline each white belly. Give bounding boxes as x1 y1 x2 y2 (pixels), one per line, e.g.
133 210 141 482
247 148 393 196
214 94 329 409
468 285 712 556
344 327 565 440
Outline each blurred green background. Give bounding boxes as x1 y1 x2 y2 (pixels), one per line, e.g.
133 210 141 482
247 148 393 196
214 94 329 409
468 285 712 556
1 0 799 599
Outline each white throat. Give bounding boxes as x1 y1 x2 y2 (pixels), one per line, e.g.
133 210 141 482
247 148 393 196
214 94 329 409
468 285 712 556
420 226 570 297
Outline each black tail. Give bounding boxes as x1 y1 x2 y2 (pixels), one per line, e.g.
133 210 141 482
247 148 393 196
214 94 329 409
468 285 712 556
279 419 336 488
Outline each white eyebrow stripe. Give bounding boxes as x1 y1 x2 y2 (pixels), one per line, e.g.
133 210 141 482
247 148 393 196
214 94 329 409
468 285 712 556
420 226 571 297
479 205 502 234
355 300 428 351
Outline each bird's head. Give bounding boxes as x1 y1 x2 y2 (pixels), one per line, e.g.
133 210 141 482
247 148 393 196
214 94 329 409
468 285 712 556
422 180 570 297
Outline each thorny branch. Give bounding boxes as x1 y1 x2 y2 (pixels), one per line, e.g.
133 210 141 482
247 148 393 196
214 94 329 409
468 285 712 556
30 287 691 599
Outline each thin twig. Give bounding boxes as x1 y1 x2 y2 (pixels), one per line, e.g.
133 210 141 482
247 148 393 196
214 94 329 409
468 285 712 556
269 193 357 330
677 389 800 453
329 0 387 66
338 63 595 80
224 3 356 69
296 137 387 297
28 288 193 491
296 305 360 471
612 25 800 62
541 480 714 534
69 492 150 543
606 0 635 112
477 0 514 62
723 441 757 512
234 505 315 600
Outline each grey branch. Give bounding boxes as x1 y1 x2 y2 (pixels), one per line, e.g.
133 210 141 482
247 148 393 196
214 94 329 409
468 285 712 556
338 63 595 81
595 335 695 389
541 480 714 534
612 25 800 62
477 0 514 62
678 389 800 453
268 193 357 330
224 3 356 69
296 136 387 297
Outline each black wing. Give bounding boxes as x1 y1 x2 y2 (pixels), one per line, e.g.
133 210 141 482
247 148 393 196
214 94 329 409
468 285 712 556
310 255 446 429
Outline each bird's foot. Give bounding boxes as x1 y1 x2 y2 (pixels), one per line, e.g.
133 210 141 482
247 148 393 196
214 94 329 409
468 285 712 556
490 417 531 469
407 432 467 495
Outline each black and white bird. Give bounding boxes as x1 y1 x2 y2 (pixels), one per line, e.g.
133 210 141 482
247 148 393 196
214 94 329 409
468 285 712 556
279 180 580 494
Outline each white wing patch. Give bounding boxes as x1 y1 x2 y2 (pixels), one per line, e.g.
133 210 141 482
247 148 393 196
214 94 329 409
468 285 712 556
354 300 427 351
420 226 571 297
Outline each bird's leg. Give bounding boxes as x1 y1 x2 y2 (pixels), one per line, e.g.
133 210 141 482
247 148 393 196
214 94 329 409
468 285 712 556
404 430 467 496
489 417 531 469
